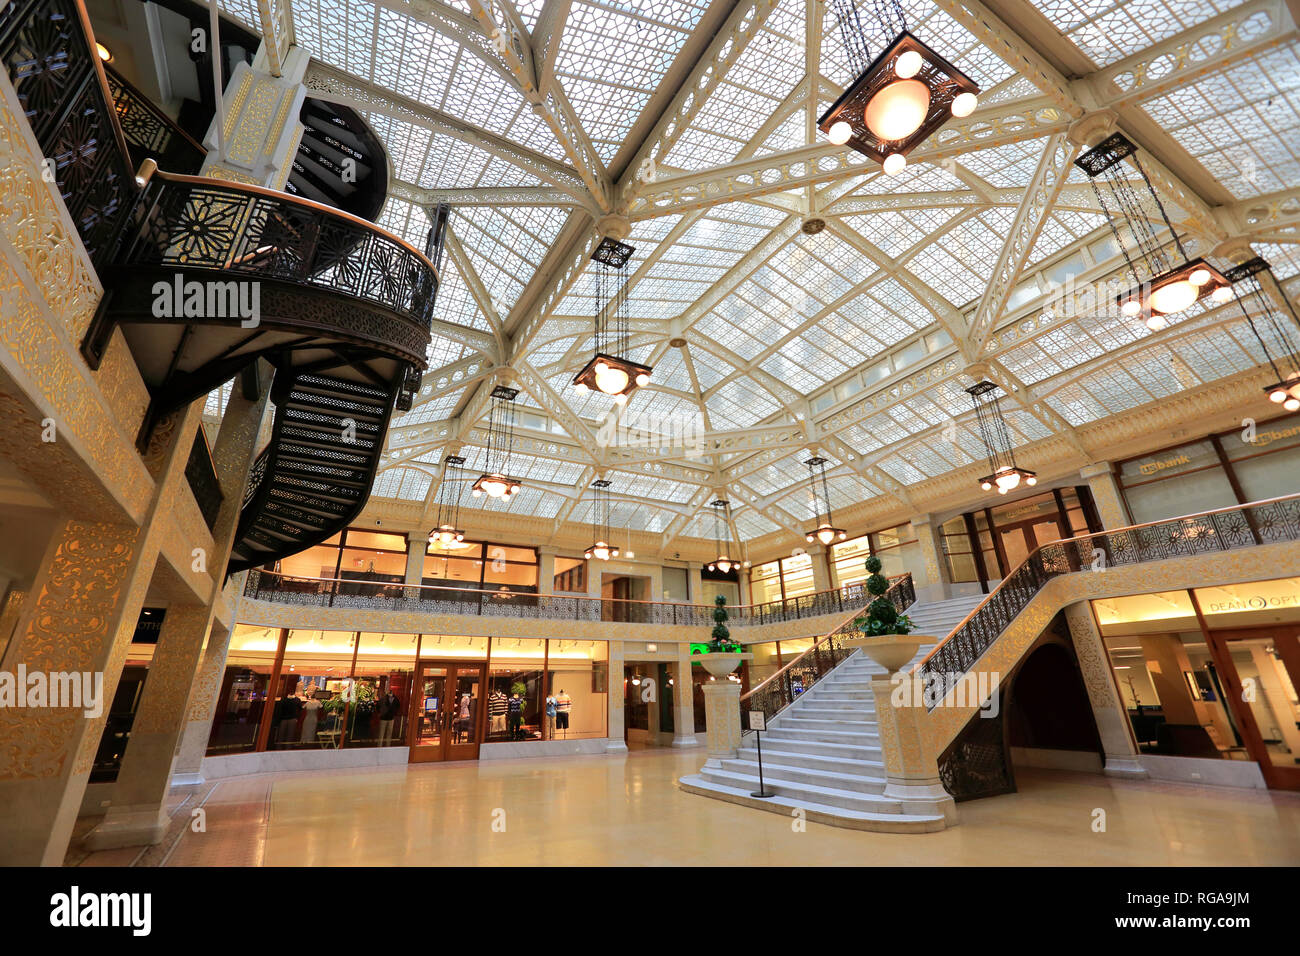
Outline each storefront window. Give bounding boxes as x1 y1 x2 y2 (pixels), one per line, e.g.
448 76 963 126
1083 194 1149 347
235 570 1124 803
487 638 546 742
276 534 343 579
1219 418 1300 502
270 629 356 749
780 552 816 598
941 516 979 584
750 561 782 604
831 535 872 589
554 556 587 593
345 631 416 748
545 639 608 740
1119 440 1236 523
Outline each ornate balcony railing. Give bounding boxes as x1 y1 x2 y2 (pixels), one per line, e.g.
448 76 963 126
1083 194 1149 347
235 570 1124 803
242 568 885 628
184 427 223 531
104 64 206 175
94 171 438 371
739 573 915 730
917 494 1300 709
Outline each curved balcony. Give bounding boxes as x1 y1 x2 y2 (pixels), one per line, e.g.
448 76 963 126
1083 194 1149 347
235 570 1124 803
242 568 899 629
105 64 207 175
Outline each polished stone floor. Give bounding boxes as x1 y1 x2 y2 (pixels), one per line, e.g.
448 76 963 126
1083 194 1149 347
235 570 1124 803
69 749 1300 866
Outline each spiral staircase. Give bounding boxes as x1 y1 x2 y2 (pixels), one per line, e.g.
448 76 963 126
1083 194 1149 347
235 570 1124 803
2 0 445 575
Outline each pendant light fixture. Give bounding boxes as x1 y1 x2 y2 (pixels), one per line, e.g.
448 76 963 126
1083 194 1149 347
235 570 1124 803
706 499 734 574
471 385 523 501
572 237 651 404
967 381 1037 495
1075 133 1232 329
1224 256 1300 412
428 454 467 547
803 456 846 546
819 0 979 175
584 479 620 561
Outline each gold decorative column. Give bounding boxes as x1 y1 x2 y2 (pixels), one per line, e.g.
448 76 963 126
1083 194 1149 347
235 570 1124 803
606 640 627 753
910 514 950 602
671 643 699 749
1063 603 1147 777
1080 462 1129 530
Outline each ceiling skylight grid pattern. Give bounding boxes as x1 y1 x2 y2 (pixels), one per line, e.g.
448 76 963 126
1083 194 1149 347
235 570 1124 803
1035 0 1238 67
451 206 570 313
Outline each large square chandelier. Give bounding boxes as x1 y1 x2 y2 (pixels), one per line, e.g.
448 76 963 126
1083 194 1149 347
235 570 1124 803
471 385 523 501
803 456 846 546
819 0 980 175
1075 133 1232 329
584 479 620 561
967 381 1037 495
429 454 467 547
572 237 651 403
706 499 735 574
1224 256 1300 412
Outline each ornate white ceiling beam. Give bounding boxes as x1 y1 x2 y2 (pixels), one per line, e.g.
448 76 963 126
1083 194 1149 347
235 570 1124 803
531 0 572 90
614 0 784 210
627 98 1070 219
462 0 611 211
301 59 588 199
1083 0 1296 112
659 486 714 551
1229 185 1300 239
977 358 1091 460
512 360 601 460
966 133 1078 358
727 479 801 538
399 184 588 211
443 225 508 354
603 421 809 468
405 354 496 411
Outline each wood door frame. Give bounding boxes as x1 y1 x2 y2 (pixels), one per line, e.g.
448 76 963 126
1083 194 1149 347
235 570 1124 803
1193 613 1300 790
408 660 488 763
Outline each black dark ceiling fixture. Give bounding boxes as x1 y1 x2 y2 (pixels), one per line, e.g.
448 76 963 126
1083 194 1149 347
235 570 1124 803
1224 257 1300 411
706 499 734 573
819 0 980 175
803 456 846 545
572 237 651 403
967 382 1037 495
1075 133 1232 330
584 479 620 561
471 386 522 501
429 454 466 547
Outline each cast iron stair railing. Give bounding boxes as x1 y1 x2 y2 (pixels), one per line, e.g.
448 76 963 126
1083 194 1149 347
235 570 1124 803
3 0 448 576
104 62 206 175
739 572 915 731
915 494 1300 703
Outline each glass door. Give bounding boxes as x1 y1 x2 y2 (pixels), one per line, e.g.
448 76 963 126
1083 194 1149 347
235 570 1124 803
409 662 485 762
1207 626 1300 790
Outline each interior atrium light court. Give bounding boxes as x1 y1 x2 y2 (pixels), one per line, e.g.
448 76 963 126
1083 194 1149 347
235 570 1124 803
1 0 1299 890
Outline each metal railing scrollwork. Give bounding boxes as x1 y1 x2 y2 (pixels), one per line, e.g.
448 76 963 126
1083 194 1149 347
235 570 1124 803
104 64 206 174
917 494 1300 709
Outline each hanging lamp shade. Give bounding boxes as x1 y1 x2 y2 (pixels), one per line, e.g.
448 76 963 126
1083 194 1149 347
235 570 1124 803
1224 256 1300 412
471 386 524 501
818 1 980 173
584 479 621 560
802 456 846 545
708 499 735 573
1074 133 1231 328
429 454 467 548
967 381 1036 495
572 237 652 402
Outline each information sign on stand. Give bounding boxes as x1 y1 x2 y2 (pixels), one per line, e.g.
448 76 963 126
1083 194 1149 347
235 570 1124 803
749 711 774 798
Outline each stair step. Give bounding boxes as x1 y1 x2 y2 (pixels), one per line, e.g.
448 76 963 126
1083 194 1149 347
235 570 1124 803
698 766 902 814
736 747 886 779
720 758 887 794
779 718 879 736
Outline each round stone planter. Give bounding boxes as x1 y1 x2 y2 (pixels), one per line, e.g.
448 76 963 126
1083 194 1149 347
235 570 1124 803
697 652 753 677
844 635 936 675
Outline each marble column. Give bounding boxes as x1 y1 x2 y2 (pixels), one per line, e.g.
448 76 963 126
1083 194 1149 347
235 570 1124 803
671 644 699 748
871 671 957 823
1080 462 1129 530
1063 603 1146 777
536 547 556 595
808 544 832 593
404 531 425 592
687 561 704 603
910 514 950 602
701 680 742 765
605 640 627 753
87 370 272 847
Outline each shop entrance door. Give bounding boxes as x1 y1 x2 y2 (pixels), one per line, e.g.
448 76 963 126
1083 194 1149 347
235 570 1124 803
408 661 485 762
998 517 1064 571
1206 626 1300 790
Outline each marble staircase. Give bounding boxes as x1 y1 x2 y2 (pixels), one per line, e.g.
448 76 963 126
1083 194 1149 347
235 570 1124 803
679 593 986 831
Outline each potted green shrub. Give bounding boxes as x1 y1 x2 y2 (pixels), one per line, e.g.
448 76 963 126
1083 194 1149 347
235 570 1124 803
697 594 752 677
847 556 927 674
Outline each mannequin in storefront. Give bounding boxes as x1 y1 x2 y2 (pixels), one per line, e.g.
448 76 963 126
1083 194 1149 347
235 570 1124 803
489 686 508 737
555 689 571 738
456 691 472 742
378 690 401 745
507 692 523 741
278 692 303 744
300 695 322 743
545 693 557 740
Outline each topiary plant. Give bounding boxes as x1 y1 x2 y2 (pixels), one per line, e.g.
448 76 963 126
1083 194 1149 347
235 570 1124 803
853 556 914 636
708 594 741 652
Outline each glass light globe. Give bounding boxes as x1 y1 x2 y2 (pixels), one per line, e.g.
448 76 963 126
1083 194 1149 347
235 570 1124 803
951 92 978 118
882 152 906 175
613 392 628 406
1121 299 1142 317
1026 475 1037 486
1290 381 1300 399
717 559 733 573
481 477 508 498
1149 278 1198 314
635 372 650 387
574 381 589 393
998 486 1009 495
1145 314 1167 331
595 364 629 394
817 527 836 545
981 481 992 491
864 79 931 141
471 489 482 498
895 50 923 79
838 531 846 540
805 534 814 543
827 120 852 145
1269 388 1288 403
1286 398 1300 412
995 471 1020 491
1188 268 1211 286
1212 285 1234 304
